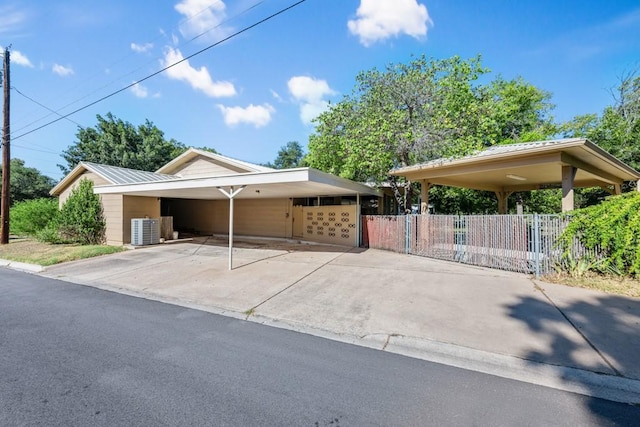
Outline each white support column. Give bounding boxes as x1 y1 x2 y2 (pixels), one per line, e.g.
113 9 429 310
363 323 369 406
217 185 246 270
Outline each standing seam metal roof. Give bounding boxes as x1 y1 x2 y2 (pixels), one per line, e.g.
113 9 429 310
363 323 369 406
83 162 177 184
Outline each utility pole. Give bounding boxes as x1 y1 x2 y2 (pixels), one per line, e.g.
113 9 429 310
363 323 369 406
1 47 10 244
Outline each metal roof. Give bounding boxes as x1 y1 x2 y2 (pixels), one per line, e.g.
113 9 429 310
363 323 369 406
82 162 176 184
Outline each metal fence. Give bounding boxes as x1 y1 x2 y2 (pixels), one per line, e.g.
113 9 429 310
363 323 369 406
361 214 571 275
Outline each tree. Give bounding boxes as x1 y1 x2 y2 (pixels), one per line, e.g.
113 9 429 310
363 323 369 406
0 158 55 204
265 141 306 169
60 113 187 173
307 55 556 213
57 179 105 245
561 70 640 207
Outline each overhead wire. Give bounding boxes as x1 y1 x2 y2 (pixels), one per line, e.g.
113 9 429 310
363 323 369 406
12 0 308 141
10 0 265 136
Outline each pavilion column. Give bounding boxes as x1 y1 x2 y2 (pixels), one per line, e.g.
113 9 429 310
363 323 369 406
495 191 508 214
420 180 431 214
637 179 640 192
614 183 622 195
561 165 577 212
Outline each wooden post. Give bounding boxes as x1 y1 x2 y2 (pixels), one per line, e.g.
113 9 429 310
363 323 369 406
495 191 508 214
561 165 577 212
1 48 10 245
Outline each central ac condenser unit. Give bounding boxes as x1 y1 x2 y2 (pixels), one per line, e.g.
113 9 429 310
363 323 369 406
131 218 160 246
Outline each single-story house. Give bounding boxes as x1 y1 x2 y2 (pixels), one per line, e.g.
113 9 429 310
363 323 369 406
50 148 382 248
390 138 640 213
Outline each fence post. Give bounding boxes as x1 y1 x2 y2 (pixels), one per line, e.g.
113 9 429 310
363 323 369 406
533 213 541 278
405 215 411 254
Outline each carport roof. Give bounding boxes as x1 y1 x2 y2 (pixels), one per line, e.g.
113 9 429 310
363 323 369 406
92 167 381 199
390 138 640 192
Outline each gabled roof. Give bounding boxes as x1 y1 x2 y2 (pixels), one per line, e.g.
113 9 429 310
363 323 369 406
50 162 175 196
156 148 274 175
390 138 640 192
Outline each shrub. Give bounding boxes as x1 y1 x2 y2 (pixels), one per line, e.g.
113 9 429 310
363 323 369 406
10 198 59 236
558 191 640 276
58 179 106 245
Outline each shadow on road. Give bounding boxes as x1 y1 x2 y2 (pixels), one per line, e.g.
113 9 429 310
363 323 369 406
506 289 640 421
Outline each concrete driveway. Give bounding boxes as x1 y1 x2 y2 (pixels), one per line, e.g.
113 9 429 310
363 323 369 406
41 236 640 402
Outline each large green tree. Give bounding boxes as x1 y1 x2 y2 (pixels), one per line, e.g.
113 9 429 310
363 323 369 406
265 141 306 169
307 55 555 213
0 158 55 204
561 71 640 207
60 113 187 174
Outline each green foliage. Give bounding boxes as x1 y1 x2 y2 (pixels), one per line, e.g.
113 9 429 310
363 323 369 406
559 192 640 276
60 113 187 173
57 179 106 245
561 71 640 172
0 158 55 204
9 198 59 236
307 54 555 212
266 141 306 169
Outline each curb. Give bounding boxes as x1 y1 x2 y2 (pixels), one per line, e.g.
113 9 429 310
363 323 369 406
0 259 45 273
32 275 640 405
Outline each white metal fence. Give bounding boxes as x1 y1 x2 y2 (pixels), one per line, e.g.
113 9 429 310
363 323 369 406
362 214 571 275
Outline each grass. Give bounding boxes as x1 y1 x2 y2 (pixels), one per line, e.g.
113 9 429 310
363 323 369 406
542 272 640 298
0 238 125 266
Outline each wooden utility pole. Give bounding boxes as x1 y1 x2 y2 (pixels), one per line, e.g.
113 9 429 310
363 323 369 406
1 47 10 244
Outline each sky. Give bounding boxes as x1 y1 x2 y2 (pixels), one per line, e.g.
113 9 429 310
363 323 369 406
1 0 639 181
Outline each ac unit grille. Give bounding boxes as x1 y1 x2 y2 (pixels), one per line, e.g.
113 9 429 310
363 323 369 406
131 218 160 245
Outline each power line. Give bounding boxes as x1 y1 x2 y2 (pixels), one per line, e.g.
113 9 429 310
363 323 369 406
12 0 284 141
10 0 258 133
12 86 84 128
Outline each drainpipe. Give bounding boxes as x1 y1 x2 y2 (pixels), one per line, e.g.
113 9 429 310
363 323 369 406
217 186 246 270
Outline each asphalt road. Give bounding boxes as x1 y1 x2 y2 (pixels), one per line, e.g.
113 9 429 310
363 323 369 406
1 268 639 426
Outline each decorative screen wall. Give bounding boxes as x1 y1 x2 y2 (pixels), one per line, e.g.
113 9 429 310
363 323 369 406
302 205 358 246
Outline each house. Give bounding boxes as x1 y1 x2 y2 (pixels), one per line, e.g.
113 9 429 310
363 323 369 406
50 148 382 247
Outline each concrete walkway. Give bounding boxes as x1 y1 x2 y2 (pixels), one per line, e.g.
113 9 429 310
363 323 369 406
36 237 640 403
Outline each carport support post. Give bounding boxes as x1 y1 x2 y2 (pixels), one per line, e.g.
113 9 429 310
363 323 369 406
217 186 246 270
561 165 577 212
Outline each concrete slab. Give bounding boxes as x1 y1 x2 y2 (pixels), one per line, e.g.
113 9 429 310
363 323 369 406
255 249 615 375
534 279 640 380
38 237 640 400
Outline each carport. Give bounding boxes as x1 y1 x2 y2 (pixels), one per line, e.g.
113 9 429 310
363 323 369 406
391 138 640 213
94 167 380 269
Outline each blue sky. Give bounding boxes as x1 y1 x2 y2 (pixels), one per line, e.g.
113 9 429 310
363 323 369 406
1 0 639 180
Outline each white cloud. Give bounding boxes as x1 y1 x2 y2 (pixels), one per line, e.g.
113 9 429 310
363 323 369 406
131 42 153 53
287 76 336 125
52 63 74 77
11 50 33 67
0 5 26 35
130 82 149 98
270 89 283 102
162 46 235 97
348 0 432 47
217 103 275 128
174 0 230 42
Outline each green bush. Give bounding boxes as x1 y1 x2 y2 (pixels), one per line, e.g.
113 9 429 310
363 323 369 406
559 191 640 276
10 198 59 236
57 179 106 245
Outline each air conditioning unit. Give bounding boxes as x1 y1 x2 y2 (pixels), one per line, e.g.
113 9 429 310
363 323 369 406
131 218 160 246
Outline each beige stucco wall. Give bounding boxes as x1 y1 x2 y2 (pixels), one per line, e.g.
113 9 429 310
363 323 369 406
122 196 161 245
172 156 245 178
170 199 218 234
212 198 292 238
58 171 110 207
101 194 124 246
